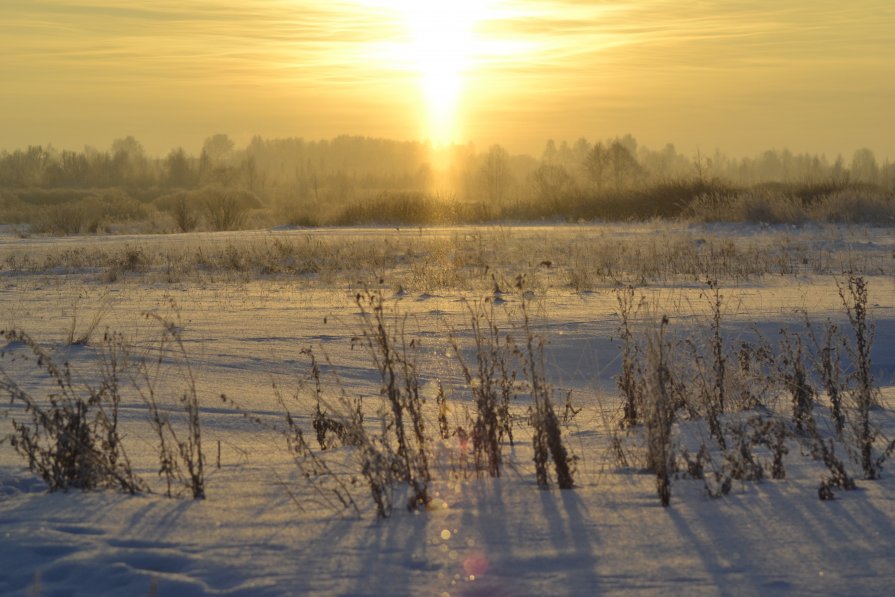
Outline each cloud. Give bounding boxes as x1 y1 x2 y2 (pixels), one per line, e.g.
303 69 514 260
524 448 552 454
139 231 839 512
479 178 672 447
1 0 893 155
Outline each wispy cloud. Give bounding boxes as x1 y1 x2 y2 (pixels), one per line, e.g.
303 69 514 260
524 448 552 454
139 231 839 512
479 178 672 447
1 0 893 155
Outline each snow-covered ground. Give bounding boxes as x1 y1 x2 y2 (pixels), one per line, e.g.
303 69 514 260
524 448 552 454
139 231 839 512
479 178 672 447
1 223 893 596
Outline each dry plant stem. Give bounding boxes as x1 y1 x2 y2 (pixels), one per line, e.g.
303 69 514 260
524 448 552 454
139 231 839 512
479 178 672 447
309 349 360 451
354 289 430 514
521 300 574 490
821 325 845 436
451 299 517 478
684 337 726 450
769 419 788 480
645 316 674 507
723 421 765 482
95 332 143 491
0 329 146 494
779 330 814 435
138 310 206 499
838 275 880 479
296 355 362 515
435 383 450 440
616 286 642 428
66 292 111 346
805 317 846 436
803 408 855 498
706 280 726 415
299 345 401 519
138 371 177 498
245 353 364 517
684 280 727 448
304 349 390 517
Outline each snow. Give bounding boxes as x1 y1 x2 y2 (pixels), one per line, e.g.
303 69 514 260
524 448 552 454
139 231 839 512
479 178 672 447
1 223 894 595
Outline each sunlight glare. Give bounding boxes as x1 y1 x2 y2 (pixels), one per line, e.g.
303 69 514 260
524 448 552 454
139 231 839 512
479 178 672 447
358 0 498 145
399 1 490 145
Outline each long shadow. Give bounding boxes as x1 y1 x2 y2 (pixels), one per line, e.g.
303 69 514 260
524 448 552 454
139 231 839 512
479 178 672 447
665 503 765 594
666 476 895 595
457 478 601 596
347 505 432 596
558 489 603 593
459 478 519 596
121 497 195 541
750 480 895 585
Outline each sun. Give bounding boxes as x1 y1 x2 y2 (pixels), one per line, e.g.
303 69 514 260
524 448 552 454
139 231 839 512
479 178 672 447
397 2 490 145
355 0 511 145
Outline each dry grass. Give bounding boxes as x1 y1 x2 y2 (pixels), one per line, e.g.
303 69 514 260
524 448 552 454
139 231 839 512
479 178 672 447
1 235 892 516
687 187 895 225
1 225 891 292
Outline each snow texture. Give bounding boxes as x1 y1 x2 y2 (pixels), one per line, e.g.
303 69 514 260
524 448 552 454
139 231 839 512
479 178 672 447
1 223 893 595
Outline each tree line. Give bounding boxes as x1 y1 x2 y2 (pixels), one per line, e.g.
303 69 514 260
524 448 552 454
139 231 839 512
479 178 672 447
1 134 892 231
3 134 892 201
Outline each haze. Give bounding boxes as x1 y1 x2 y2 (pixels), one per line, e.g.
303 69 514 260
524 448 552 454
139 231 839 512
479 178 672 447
3 0 893 158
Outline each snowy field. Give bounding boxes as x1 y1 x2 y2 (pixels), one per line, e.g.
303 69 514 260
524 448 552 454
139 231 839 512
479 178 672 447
1 223 894 596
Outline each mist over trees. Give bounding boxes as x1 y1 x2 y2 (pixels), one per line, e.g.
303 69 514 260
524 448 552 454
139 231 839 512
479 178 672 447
0 132 893 232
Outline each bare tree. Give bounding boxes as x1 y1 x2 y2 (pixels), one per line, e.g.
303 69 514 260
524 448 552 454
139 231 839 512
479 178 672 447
532 163 575 208
851 148 879 184
606 141 642 191
583 142 607 192
201 186 260 231
202 134 235 165
480 145 512 204
165 148 195 188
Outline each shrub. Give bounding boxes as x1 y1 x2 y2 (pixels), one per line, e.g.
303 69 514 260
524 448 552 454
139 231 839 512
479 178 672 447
451 299 518 477
837 275 885 479
154 191 199 232
616 286 644 428
199 186 262 231
643 317 674 506
217 351 362 517
20 189 154 235
687 191 807 224
809 189 895 224
520 300 574 490
331 192 493 226
351 289 431 515
778 330 814 434
0 329 146 494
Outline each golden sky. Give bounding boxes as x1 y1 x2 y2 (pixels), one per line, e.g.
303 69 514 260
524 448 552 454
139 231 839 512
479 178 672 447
3 0 894 158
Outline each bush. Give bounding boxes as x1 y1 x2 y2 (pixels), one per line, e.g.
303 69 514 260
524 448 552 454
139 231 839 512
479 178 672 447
200 186 261 231
16 189 154 235
154 191 199 232
0 330 146 494
809 189 895 224
351 289 431 516
451 300 518 477
687 191 807 224
332 192 493 226
520 300 574 490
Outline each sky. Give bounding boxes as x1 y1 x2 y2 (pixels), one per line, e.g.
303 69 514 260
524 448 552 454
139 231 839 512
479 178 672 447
2 0 894 159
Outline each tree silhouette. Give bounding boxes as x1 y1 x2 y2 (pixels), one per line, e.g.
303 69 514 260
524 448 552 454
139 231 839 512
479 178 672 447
481 145 512 204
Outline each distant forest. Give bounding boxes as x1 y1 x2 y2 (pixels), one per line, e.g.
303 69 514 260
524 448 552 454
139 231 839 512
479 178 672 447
1 134 893 233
